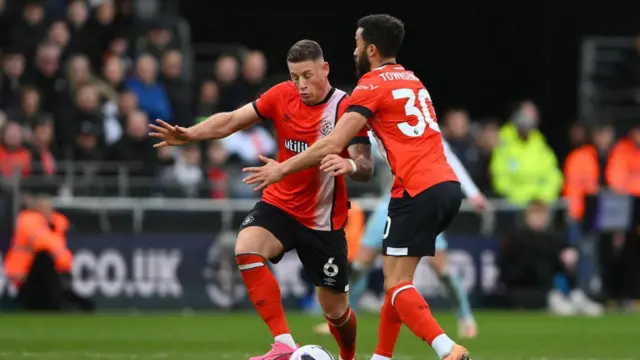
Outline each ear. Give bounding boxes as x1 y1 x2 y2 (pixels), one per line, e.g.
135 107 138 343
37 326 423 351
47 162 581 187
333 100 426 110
367 44 376 57
322 61 330 76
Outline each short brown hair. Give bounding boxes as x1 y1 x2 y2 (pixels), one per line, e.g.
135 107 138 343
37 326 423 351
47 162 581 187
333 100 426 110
286 40 323 63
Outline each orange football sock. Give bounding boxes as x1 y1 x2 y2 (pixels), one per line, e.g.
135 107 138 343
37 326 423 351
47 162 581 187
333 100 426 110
325 306 357 360
373 291 403 358
236 253 291 340
389 282 445 344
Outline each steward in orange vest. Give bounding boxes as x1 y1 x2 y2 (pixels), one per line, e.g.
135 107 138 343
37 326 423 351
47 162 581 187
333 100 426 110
606 126 640 196
563 124 615 220
4 195 93 311
5 202 72 287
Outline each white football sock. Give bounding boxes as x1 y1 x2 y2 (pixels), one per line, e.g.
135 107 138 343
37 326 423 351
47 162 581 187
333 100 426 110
371 355 391 360
274 334 296 349
431 333 455 359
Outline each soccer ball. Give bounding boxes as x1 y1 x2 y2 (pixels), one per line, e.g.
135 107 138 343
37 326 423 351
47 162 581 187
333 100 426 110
289 345 335 360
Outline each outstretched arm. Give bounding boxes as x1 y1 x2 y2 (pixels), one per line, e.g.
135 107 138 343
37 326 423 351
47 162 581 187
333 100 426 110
186 103 261 141
149 104 262 147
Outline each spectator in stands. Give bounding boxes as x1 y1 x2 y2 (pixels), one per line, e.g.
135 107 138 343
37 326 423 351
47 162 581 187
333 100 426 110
442 108 480 172
215 54 244 112
92 0 117 55
8 86 47 138
72 120 102 162
63 83 104 154
499 201 602 315
0 49 26 111
221 124 276 166
473 119 500 194
8 0 47 61
160 49 191 127
137 18 179 60
195 80 219 121
606 124 640 196
161 145 204 198
102 28 132 73
23 42 67 118
239 50 268 102
28 117 56 176
108 110 158 177
102 56 125 92
563 123 615 221
490 100 563 205
117 89 138 122
66 54 116 102
66 0 100 68
46 20 71 64
206 140 228 199
0 121 32 179
125 54 172 122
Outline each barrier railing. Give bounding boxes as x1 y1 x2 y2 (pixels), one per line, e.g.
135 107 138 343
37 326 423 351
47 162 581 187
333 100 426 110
48 196 568 235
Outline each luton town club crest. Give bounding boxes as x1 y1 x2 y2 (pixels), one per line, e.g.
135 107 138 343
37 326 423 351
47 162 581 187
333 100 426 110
320 119 333 136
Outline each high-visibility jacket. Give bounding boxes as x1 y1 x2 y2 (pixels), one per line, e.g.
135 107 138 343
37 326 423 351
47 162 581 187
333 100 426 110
4 210 73 287
490 123 563 205
563 145 602 220
345 202 365 262
606 138 640 196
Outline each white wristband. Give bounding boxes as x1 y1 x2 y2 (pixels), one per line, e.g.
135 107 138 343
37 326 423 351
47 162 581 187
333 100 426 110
347 159 357 174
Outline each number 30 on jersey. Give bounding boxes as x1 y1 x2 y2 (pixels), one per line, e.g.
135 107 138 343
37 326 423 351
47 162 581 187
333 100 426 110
392 88 440 137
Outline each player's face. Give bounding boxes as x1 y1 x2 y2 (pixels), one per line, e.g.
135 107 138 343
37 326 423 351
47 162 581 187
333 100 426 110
288 59 329 105
354 28 371 78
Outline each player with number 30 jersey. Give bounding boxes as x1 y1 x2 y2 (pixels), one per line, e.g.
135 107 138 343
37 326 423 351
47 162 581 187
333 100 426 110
348 63 458 198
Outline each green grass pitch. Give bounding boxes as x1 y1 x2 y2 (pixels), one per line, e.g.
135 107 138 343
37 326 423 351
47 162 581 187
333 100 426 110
0 311 638 359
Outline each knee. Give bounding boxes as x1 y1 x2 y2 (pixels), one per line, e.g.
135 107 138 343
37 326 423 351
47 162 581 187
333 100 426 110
318 291 349 318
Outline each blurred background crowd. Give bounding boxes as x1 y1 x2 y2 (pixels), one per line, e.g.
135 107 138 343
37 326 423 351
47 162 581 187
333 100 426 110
0 0 639 313
1 0 639 203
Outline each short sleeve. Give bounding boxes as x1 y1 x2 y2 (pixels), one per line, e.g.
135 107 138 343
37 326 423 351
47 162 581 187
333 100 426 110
346 80 385 120
252 82 286 121
338 94 370 146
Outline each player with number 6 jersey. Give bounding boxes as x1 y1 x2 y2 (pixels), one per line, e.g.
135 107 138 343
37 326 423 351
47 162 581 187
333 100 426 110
242 14 471 360
151 39 372 360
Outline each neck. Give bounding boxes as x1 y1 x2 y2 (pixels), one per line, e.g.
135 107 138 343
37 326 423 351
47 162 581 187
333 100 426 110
310 81 332 105
319 81 332 99
370 57 397 71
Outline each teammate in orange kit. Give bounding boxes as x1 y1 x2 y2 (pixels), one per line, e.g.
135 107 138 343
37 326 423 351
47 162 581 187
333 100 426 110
244 15 470 360
150 40 373 360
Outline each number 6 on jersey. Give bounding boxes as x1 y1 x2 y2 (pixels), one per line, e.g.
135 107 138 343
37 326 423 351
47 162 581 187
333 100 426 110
392 88 440 137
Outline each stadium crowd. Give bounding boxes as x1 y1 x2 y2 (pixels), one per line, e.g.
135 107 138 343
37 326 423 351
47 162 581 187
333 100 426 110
1 0 639 204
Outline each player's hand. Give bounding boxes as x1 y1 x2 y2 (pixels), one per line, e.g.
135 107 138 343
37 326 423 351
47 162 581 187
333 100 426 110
468 194 489 212
320 154 353 177
242 155 285 191
149 119 192 148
